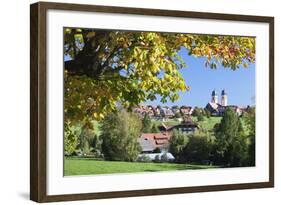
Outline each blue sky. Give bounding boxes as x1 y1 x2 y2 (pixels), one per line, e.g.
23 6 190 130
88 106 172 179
146 48 256 108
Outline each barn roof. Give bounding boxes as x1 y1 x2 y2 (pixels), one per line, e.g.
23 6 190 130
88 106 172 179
139 133 170 152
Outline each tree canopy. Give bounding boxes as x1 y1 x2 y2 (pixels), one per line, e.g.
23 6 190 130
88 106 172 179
100 110 142 161
141 113 152 133
64 28 255 124
214 108 248 166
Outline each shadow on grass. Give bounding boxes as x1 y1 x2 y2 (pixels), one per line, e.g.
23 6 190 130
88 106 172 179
66 156 103 161
173 164 211 170
144 169 161 172
154 163 214 170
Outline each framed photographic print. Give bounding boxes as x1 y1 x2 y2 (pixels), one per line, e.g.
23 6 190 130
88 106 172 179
30 1 274 202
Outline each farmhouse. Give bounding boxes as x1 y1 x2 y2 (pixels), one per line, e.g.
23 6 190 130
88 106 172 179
158 117 198 134
138 133 171 153
138 133 175 161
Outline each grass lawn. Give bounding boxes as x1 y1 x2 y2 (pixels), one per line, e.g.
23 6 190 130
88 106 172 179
151 119 180 127
194 116 222 131
152 117 222 132
64 157 217 176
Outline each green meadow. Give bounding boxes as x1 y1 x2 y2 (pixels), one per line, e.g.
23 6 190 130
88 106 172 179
64 157 217 176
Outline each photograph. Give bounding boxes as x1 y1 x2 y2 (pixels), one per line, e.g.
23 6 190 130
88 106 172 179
29 2 274 202
63 28 256 176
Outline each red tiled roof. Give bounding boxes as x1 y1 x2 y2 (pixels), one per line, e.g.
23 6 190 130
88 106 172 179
154 135 169 140
155 139 168 145
141 133 170 140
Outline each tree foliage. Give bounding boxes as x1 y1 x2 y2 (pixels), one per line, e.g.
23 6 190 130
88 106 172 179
214 108 248 166
192 107 201 117
197 114 205 122
204 108 211 118
169 130 213 163
151 123 160 133
78 122 102 156
174 112 182 118
64 28 255 124
183 131 213 163
100 110 142 161
64 122 79 156
169 130 189 161
243 107 256 166
243 107 256 136
142 113 152 133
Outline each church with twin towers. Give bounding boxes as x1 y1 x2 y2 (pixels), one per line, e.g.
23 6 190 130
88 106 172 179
205 89 242 116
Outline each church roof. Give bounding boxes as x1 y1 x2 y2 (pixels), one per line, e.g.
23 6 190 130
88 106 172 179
208 102 218 109
221 89 227 95
211 90 217 96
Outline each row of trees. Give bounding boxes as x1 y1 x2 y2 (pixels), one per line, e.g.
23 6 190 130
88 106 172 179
142 113 160 133
169 108 255 167
64 121 102 157
64 109 144 161
64 112 163 158
192 107 211 120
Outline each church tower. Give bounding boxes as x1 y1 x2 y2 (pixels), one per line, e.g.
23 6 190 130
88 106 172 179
211 90 218 104
221 89 227 106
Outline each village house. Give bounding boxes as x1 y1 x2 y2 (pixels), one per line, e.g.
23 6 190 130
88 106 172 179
133 104 195 119
138 133 170 153
133 105 154 117
180 106 193 116
137 118 198 161
158 117 198 134
171 106 180 114
152 106 161 116
160 107 174 118
138 133 175 161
